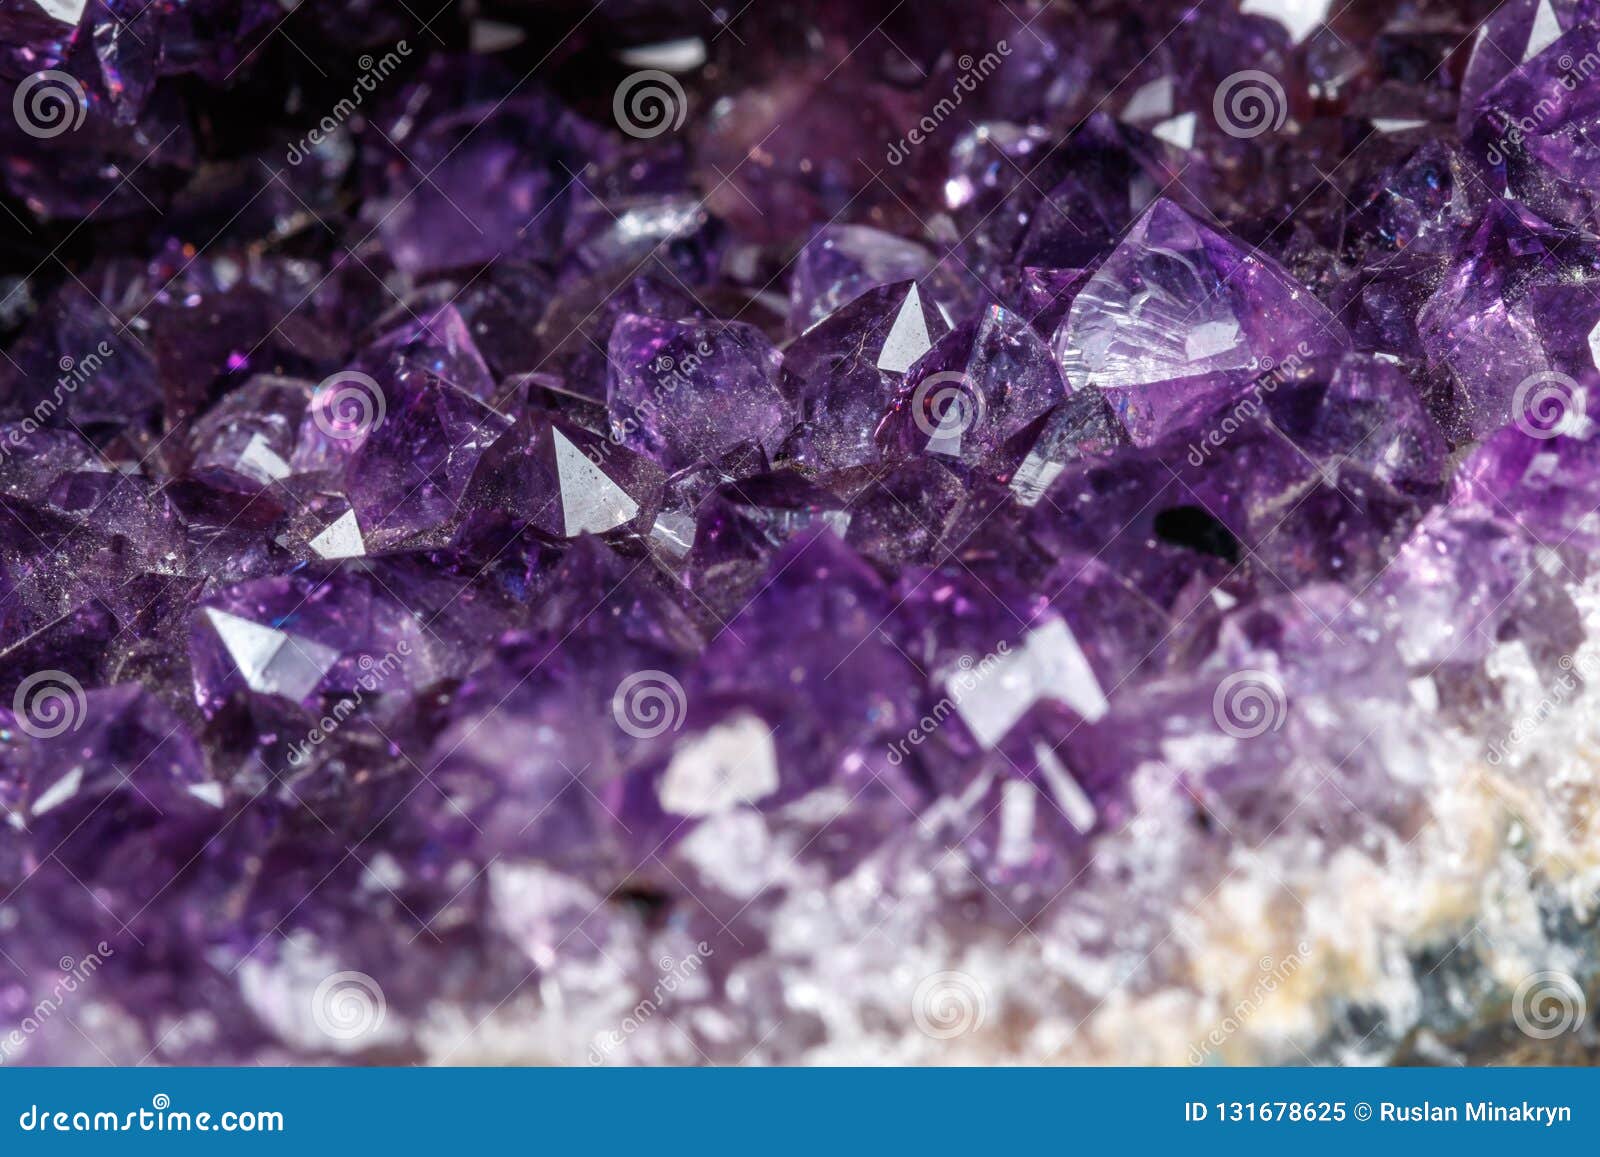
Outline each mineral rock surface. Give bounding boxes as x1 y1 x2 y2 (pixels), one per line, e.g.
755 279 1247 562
2 0 1600 1068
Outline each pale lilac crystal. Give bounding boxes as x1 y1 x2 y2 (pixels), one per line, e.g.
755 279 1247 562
360 304 497 404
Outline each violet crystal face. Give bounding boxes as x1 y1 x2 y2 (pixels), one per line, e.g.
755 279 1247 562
3 0 1600 1068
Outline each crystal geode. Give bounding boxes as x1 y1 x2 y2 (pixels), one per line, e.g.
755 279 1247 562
3 0 1600 1068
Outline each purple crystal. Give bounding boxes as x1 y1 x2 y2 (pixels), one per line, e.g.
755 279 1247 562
692 529 922 800
1055 198 1349 444
1459 1 1600 228
187 375 312 490
12 684 214 827
360 304 497 404
0 0 81 79
781 279 953 470
465 412 663 541
1001 386 1130 505
1453 384 1600 549
789 225 936 332
687 471 850 616
877 303 1067 469
535 272 705 404
607 315 791 471
1418 201 1600 438
7 0 1600 1069
362 90 607 276
345 377 512 553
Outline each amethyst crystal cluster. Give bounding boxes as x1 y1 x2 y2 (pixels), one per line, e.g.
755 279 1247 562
3 0 1600 1066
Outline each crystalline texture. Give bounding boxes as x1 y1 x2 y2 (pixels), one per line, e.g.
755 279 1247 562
607 315 791 471
1055 198 1349 444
